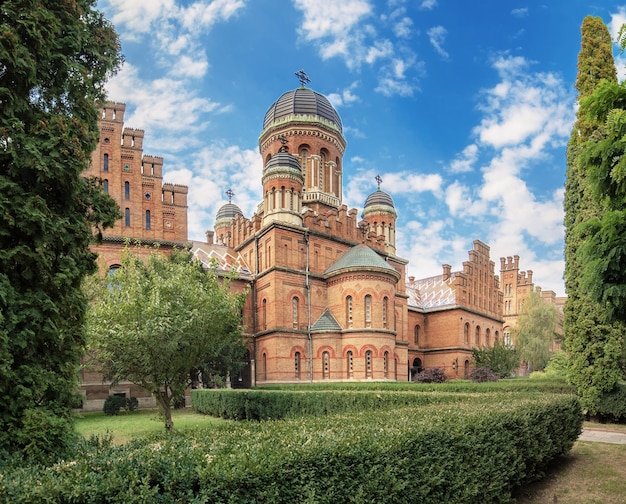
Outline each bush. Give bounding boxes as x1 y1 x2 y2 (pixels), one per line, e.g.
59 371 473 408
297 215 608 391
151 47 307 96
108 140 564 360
103 396 138 415
472 340 519 378
412 366 447 383
595 383 626 422
469 367 499 383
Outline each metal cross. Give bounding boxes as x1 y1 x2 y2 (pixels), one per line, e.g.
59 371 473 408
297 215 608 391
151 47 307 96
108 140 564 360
278 134 288 152
375 174 383 189
295 69 311 87
225 188 234 203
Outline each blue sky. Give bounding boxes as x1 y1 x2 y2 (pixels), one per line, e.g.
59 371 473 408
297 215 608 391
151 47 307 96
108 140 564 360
97 0 626 297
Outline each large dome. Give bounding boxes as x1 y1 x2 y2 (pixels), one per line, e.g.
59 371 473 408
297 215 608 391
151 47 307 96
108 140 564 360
263 88 342 131
215 202 243 222
265 152 301 172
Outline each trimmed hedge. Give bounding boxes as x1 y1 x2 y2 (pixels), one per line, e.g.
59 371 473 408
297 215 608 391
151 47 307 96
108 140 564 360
0 394 582 504
596 383 626 422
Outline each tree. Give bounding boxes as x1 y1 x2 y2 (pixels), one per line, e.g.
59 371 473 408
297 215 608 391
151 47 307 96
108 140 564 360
0 1 121 463
564 15 625 414
86 248 247 431
512 291 560 373
471 340 519 378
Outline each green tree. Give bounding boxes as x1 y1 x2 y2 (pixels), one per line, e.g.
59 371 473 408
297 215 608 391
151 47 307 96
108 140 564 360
564 15 625 414
512 291 560 373
0 1 121 463
86 248 247 431
471 340 519 378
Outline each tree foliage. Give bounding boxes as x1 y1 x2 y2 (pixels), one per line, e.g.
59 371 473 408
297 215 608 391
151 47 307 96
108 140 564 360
512 291 559 373
0 1 122 463
471 339 519 378
86 248 248 431
564 15 626 414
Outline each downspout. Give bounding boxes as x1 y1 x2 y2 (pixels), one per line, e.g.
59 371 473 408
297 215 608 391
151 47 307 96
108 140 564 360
305 230 312 382
253 234 259 387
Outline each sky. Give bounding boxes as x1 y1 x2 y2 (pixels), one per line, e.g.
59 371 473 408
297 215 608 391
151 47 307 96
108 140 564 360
96 0 626 297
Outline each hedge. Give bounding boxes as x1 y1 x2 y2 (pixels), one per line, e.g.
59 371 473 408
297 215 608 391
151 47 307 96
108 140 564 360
0 394 582 504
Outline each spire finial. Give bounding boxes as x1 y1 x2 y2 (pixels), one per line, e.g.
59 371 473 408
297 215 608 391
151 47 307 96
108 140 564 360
225 188 234 203
295 69 311 87
375 174 383 190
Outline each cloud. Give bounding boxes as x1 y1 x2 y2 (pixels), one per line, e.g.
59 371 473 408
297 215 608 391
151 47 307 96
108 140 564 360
448 144 478 173
419 0 437 11
609 7 626 82
427 25 449 59
327 82 361 108
511 8 528 18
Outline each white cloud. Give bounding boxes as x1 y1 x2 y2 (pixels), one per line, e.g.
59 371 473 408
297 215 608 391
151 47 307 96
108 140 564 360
294 0 372 40
393 17 413 39
327 82 360 108
419 0 437 11
365 39 394 64
511 8 528 18
427 25 448 59
448 144 478 173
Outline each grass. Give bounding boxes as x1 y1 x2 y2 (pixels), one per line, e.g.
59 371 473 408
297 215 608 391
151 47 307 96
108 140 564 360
513 441 626 504
74 408 228 444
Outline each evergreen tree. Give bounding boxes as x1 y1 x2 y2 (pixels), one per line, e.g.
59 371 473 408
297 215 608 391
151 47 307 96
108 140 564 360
0 1 121 463
564 16 625 413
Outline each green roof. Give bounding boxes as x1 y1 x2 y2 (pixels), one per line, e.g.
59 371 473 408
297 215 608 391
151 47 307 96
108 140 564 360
324 244 399 278
311 309 342 331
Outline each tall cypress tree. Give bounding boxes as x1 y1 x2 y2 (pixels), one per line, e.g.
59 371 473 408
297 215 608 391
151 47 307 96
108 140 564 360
0 1 122 463
564 16 623 414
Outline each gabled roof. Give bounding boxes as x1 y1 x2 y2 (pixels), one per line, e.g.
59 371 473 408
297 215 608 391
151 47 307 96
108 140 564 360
324 244 399 279
311 309 342 331
191 242 251 275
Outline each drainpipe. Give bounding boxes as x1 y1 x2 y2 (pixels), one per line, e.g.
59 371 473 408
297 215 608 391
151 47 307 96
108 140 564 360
253 234 259 386
305 230 312 382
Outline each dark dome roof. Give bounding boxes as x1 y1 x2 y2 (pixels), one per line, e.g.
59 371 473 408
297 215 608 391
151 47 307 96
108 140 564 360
216 202 243 221
324 244 399 279
364 189 395 209
263 88 342 131
265 152 301 172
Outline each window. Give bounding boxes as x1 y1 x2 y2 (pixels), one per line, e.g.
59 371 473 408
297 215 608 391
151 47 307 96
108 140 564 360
262 353 267 381
292 297 299 329
124 208 130 227
485 328 490 347
383 351 389 378
322 351 330 379
145 210 151 230
346 296 353 327
262 299 267 331
365 295 371 327
414 325 420 346
347 350 353 378
103 179 108 194
464 323 469 345
475 326 481 346
382 297 388 328
294 352 301 380
103 153 109 172
124 181 130 200
365 350 372 378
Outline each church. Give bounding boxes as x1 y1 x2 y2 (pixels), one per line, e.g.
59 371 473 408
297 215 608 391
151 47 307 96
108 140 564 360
80 78 528 407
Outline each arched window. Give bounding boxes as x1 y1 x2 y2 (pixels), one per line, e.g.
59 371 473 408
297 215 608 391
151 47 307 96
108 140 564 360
262 353 267 381
347 350 353 378
292 297 299 329
365 350 373 378
294 351 301 380
103 179 109 194
103 153 109 172
475 326 481 346
485 328 490 347
382 297 388 328
383 351 389 378
464 360 470 379
145 210 151 230
414 325 420 346
464 323 469 345
364 295 372 327
124 208 130 227
322 351 330 379
346 296 353 327
124 181 130 200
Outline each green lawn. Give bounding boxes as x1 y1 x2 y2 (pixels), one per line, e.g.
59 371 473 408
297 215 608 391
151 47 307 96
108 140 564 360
74 408 228 444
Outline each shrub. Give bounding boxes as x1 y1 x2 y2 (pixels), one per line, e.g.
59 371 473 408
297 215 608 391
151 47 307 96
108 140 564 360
412 367 447 383
595 383 626 422
469 367 499 383
103 396 138 415
472 340 519 378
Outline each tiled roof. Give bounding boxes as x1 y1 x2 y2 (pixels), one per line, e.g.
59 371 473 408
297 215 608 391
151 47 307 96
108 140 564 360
191 242 251 275
407 273 457 309
324 244 399 277
311 309 342 331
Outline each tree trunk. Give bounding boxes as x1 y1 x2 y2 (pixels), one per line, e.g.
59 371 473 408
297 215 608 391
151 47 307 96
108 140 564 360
154 389 174 431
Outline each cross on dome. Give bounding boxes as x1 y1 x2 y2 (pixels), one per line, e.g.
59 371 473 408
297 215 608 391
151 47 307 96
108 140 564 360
225 188 234 203
295 69 311 87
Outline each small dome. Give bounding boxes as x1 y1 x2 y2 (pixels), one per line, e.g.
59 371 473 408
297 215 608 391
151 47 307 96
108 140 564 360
215 202 243 222
265 152 302 172
324 244 399 279
364 189 395 209
263 88 342 131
